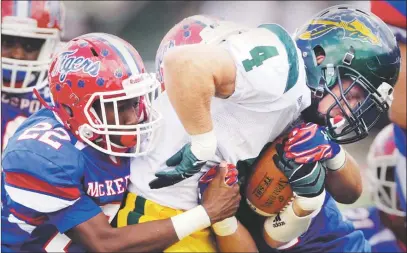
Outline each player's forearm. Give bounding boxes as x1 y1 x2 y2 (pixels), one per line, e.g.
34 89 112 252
163 46 215 135
263 191 326 249
325 151 363 204
68 217 179 252
69 206 212 252
215 222 258 252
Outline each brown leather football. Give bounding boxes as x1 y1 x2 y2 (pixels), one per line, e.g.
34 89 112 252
245 136 294 216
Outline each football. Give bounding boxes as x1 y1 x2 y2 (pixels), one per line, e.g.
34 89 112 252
245 136 294 216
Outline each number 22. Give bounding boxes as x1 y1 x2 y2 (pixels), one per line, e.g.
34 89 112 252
18 122 70 149
242 46 279 72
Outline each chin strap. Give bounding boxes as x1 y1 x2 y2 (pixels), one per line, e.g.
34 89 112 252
33 88 58 113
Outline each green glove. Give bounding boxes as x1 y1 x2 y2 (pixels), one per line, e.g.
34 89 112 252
272 142 327 198
236 142 273 187
149 144 207 189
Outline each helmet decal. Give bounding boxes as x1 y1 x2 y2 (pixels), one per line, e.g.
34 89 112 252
296 5 401 144
51 49 102 82
298 16 381 46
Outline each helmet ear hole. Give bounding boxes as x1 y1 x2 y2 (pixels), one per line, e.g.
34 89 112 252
62 104 73 117
313 45 326 65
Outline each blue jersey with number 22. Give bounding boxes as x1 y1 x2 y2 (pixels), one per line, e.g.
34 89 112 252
1 108 130 252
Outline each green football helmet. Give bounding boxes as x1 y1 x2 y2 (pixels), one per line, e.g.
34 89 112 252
295 5 401 144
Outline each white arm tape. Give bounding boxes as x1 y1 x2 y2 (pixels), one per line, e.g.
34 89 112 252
212 216 238 236
325 146 346 171
171 205 211 241
263 190 325 243
190 130 217 161
295 189 326 211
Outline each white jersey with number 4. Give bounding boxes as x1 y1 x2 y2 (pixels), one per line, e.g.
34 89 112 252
129 23 312 210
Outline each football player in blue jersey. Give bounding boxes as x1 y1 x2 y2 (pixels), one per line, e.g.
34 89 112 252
1 0 65 151
371 0 407 214
342 124 406 253
1 32 242 252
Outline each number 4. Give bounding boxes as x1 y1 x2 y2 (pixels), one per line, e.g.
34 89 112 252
242 46 279 72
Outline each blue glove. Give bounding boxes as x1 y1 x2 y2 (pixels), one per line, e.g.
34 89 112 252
273 142 327 198
284 122 341 164
198 163 238 204
149 144 207 189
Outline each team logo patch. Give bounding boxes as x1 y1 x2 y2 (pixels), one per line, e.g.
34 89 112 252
298 16 381 46
51 49 101 82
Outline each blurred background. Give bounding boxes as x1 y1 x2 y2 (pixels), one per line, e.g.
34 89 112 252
63 1 371 70
62 0 390 209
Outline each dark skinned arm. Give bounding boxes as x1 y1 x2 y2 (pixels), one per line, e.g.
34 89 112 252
65 164 241 252
66 212 178 252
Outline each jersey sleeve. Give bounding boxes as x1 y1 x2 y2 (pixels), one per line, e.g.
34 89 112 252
2 149 102 233
221 24 304 112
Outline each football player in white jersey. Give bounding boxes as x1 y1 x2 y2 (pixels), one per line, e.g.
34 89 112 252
119 15 313 252
116 6 399 251
238 7 399 251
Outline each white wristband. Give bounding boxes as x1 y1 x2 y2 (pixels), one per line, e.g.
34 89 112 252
171 205 211 241
325 146 346 171
190 130 217 161
264 201 319 243
212 216 238 236
294 189 326 212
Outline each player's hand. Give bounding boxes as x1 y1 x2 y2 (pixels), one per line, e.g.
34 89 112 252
200 161 241 224
149 144 207 189
273 143 327 198
283 122 341 164
197 163 238 204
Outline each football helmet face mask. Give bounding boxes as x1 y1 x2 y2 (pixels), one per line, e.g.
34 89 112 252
155 15 248 89
1 0 64 93
45 33 162 157
367 124 406 217
295 5 401 144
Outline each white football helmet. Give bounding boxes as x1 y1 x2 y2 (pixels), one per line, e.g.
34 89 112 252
1 0 65 93
366 124 406 217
